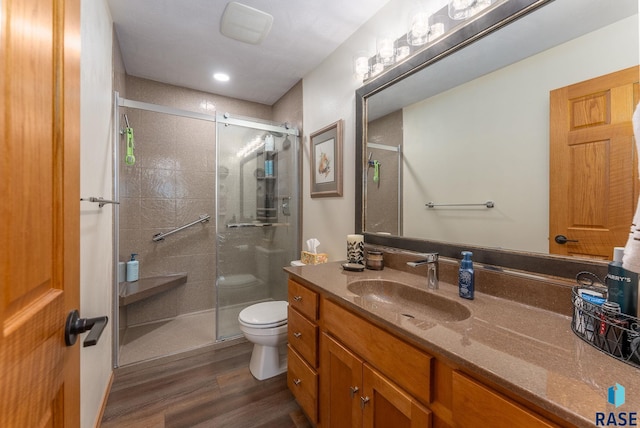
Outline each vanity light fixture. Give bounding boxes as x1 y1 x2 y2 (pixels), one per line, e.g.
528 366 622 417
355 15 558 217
354 51 371 80
236 135 264 158
369 55 384 78
448 0 494 20
200 100 216 111
377 33 396 66
428 15 447 41
355 0 500 83
407 8 431 46
395 38 411 62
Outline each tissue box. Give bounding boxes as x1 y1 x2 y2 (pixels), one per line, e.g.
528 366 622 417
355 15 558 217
301 251 328 265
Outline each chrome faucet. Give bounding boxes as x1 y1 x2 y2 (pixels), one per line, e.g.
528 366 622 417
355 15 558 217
407 253 439 290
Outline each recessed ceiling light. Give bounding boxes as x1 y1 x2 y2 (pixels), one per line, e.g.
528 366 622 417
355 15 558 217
214 73 230 82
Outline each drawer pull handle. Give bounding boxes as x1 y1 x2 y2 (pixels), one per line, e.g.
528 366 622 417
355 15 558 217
293 332 302 338
293 295 302 302
360 396 370 409
293 378 302 386
349 386 359 399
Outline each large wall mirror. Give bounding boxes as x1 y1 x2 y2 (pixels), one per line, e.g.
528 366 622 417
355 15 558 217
356 0 639 277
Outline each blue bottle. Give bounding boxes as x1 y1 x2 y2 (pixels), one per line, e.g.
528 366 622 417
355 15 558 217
459 251 474 300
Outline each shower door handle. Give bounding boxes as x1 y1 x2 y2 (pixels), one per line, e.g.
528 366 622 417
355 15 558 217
281 197 291 216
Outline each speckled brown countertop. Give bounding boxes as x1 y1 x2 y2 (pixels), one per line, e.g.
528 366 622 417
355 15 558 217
284 261 640 428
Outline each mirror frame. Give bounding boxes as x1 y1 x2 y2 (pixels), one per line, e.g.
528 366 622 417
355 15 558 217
355 0 609 280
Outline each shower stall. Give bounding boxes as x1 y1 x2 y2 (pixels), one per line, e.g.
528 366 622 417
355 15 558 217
113 94 299 366
215 113 299 339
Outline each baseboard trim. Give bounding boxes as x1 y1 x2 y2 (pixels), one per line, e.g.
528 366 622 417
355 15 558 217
94 371 114 428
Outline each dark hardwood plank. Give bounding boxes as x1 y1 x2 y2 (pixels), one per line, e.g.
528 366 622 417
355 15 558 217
100 341 312 428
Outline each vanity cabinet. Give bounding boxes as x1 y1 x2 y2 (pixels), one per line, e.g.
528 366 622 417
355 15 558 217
451 371 557 428
321 333 431 428
320 298 432 428
287 279 319 423
287 276 562 428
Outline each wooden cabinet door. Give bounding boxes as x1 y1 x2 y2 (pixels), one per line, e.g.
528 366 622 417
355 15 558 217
452 371 556 428
550 66 639 259
0 0 81 426
320 333 364 428
362 364 431 428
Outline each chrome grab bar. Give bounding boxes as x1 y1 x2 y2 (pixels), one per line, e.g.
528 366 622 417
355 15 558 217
426 200 494 208
226 222 289 228
152 214 210 242
80 196 120 208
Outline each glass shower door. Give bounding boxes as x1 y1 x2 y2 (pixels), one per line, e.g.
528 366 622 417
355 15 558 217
215 114 299 340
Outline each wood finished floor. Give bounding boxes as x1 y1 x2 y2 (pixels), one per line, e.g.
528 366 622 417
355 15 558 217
100 341 312 428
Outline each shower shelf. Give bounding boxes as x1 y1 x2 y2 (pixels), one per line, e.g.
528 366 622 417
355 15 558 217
119 272 188 306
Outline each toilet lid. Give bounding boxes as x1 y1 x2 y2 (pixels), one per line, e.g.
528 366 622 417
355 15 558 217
238 301 288 327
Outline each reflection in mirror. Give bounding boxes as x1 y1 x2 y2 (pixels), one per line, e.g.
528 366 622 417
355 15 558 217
362 0 638 260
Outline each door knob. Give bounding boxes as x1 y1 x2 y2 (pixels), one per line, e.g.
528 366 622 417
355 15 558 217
65 309 109 347
554 235 579 245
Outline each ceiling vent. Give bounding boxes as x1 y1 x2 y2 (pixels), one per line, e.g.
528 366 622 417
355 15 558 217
220 2 274 45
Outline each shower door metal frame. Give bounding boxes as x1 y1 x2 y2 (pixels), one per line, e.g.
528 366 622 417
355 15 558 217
214 113 299 341
112 92 216 368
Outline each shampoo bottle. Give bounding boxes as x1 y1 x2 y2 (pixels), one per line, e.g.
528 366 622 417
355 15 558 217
264 134 275 152
606 247 638 317
459 251 474 300
126 253 139 282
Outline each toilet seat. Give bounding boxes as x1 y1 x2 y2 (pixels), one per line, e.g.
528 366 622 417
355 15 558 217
238 301 288 329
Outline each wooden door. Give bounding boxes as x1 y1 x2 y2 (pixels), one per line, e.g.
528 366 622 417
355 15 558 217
0 0 81 426
362 364 431 428
320 333 363 428
550 66 639 259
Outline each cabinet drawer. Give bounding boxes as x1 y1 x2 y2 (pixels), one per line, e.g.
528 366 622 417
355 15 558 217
288 345 318 424
452 371 557 428
288 279 318 321
288 307 318 367
322 299 432 405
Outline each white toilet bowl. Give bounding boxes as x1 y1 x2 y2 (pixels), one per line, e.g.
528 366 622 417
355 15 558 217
238 300 288 380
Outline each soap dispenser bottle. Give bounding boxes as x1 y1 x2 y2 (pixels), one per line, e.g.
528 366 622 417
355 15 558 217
126 253 139 282
459 251 474 300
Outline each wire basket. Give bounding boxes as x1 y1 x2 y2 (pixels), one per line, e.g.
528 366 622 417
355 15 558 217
571 284 640 369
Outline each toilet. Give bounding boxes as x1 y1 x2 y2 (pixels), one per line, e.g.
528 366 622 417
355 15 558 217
238 300 288 380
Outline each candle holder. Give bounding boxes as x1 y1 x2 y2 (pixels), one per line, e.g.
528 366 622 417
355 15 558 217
347 234 365 265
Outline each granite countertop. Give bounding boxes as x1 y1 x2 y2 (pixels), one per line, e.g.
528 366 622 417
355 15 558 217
284 262 640 427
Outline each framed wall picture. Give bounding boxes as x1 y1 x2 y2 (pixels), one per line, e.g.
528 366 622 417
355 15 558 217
310 119 343 197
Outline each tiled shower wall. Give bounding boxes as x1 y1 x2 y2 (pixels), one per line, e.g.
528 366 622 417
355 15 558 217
118 76 302 329
366 110 402 235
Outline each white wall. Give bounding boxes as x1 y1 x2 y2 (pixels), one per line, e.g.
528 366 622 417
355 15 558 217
302 0 414 260
403 16 638 253
80 0 114 426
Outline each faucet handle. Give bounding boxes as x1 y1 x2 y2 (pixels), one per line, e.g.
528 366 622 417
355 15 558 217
406 252 438 267
421 252 438 262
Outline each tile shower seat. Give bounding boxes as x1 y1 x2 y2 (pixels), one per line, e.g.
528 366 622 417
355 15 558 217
119 273 188 306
